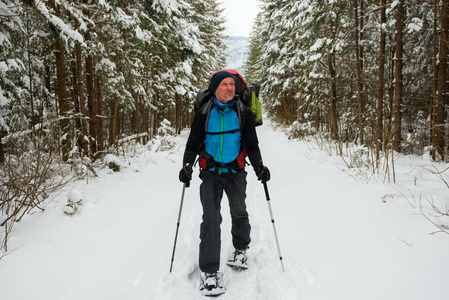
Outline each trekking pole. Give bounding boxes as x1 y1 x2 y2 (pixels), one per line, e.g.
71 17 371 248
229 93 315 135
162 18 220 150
170 182 189 272
263 181 285 272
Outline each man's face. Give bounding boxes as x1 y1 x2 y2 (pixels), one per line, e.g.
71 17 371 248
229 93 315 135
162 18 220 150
215 77 235 104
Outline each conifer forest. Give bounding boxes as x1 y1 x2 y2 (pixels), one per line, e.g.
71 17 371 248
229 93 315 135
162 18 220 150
1 1 449 251
247 0 448 162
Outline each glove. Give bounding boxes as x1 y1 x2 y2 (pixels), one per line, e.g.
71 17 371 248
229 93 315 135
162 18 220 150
179 163 193 187
255 162 270 183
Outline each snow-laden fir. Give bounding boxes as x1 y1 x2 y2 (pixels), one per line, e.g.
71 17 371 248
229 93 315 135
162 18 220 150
1 120 448 300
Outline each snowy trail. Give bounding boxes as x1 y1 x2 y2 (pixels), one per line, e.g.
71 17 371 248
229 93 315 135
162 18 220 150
1 121 449 300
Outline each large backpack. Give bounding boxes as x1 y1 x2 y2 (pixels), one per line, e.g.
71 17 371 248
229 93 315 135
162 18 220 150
193 69 263 126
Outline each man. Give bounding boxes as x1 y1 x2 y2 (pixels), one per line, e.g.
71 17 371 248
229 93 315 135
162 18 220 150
179 70 270 296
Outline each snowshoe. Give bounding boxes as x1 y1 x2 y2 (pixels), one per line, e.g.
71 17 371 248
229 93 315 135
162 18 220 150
226 249 248 270
199 271 225 296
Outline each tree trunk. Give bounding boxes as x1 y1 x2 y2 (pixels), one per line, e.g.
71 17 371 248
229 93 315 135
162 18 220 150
75 43 88 154
393 0 404 152
142 106 148 144
26 19 37 148
175 93 182 134
386 48 395 147
115 107 121 143
86 51 97 157
95 76 104 153
153 92 160 137
71 56 85 155
376 0 387 159
48 0 70 160
54 31 70 160
327 51 339 141
132 93 139 135
354 0 365 145
71 57 80 130
327 12 340 142
436 0 449 159
431 0 438 160
109 101 118 146
83 0 97 158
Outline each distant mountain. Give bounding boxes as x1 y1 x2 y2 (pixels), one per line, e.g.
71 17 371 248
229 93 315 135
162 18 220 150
225 36 249 75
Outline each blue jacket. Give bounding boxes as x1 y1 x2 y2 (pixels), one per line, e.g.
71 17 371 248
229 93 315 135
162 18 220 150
183 98 262 173
204 98 241 173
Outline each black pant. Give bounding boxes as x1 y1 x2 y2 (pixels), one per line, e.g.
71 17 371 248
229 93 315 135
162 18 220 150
198 170 251 273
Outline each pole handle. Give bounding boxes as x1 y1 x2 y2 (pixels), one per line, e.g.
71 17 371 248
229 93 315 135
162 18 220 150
263 181 270 201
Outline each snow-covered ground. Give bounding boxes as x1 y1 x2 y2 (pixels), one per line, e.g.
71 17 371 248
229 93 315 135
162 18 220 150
1 120 448 300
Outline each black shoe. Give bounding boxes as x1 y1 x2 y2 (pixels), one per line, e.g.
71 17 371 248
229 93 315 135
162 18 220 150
199 271 225 296
226 249 248 270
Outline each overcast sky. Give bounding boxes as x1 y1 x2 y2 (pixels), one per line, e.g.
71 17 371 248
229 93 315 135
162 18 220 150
220 0 261 37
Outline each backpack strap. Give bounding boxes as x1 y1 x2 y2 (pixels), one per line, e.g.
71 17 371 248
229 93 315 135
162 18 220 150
236 99 246 132
201 99 214 133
